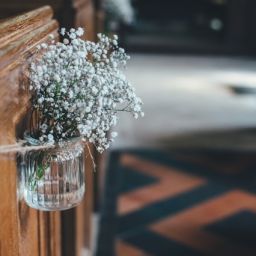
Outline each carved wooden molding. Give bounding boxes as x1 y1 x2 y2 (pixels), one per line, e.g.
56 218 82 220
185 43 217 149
0 6 58 144
73 0 91 9
0 7 60 256
0 5 96 256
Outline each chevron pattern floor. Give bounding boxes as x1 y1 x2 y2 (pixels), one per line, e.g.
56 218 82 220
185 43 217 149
97 149 256 256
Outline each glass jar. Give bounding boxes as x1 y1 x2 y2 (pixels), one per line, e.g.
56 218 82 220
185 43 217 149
22 135 85 211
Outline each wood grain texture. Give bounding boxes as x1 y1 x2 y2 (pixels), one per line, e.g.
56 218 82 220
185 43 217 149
81 145 95 250
0 6 54 46
0 0 96 40
73 0 95 41
0 6 58 144
0 2 98 255
38 212 61 256
0 7 60 256
94 0 105 38
62 146 95 256
73 3 96 253
60 1 96 255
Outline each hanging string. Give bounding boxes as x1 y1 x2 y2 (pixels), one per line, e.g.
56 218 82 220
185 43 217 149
0 139 97 171
85 142 97 172
0 140 54 154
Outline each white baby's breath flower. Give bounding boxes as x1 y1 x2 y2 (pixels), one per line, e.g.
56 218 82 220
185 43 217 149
54 74 61 82
85 107 91 113
76 27 84 36
41 124 48 130
69 33 76 39
41 43 48 49
47 134 54 142
63 38 69 44
111 132 118 138
69 91 74 98
60 28 66 36
38 97 44 104
29 28 143 151
92 86 98 94
71 39 79 45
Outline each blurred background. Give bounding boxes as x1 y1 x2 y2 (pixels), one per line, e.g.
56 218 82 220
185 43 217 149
97 0 256 256
2 0 256 255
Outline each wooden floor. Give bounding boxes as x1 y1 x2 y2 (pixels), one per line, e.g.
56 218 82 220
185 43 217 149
97 149 256 256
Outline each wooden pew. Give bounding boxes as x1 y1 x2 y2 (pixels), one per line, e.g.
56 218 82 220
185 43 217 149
0 6 96 256
0 6 60 256
0 0 96 41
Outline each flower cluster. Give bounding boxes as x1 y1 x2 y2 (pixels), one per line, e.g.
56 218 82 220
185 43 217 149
29 28 143 152
104 0 134 25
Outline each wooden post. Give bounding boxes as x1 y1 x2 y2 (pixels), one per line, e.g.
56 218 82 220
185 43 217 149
0 3 99 255
0 6 60 256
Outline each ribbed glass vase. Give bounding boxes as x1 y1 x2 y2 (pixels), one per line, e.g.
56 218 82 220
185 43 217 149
22 136 85 211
